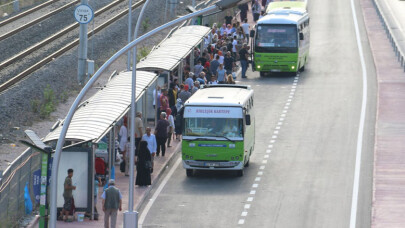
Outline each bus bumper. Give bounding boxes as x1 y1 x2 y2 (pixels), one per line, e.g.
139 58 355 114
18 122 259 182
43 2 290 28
182 160 244 170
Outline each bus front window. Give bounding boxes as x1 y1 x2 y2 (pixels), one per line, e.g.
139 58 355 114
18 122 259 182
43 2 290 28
255 24 298 53
184 118 243 138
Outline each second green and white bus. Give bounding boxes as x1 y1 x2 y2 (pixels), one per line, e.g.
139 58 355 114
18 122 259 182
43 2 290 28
181 85 255 177
252 1 310 76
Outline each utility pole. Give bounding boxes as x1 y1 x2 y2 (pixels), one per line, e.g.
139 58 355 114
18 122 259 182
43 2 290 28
76 0 92 84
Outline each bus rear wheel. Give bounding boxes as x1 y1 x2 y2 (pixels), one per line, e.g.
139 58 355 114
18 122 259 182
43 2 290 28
186 169 194 177
299 65 305 72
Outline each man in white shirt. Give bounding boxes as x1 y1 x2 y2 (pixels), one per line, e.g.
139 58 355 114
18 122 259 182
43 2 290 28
241 19 250 43
141 127 157 172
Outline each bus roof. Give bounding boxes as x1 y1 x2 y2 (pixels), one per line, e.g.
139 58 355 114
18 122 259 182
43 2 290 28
266 1 307 13
257 12 306 25
184 85 253 107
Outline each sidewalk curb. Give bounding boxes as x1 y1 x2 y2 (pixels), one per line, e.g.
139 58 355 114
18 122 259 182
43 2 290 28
135 141 182 212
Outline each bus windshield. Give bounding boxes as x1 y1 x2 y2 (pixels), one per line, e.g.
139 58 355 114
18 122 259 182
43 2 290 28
255 24 298 53
184 118 243 138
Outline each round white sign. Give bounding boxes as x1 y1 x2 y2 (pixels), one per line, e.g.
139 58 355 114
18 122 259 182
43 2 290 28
74 4 94 24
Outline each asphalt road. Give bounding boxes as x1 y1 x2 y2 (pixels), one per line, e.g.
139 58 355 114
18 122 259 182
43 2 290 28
138 0 377 227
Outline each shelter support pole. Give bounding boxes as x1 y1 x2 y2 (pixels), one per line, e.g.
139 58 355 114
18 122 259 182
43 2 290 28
190 50 194 74
179 61 183 84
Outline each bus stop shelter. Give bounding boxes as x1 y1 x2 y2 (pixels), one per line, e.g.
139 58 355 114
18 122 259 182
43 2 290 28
43 70 157 218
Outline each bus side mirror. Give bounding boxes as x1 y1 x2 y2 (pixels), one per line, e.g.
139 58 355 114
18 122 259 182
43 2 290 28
299 33 304 40
250 30 255 38
245 115 251 125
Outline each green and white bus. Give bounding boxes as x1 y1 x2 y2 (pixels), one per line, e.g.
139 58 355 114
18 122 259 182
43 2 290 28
252 1 310 76
182 85 255 177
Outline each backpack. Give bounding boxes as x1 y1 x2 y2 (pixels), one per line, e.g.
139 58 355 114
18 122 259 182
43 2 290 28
95 157 106 175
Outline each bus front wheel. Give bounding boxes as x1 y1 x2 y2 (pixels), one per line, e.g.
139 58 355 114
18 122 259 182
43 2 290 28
186 169 194 177
260 72 266 77
236 169 244 177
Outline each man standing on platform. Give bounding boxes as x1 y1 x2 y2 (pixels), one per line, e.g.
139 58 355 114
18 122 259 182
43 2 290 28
102 179 122 228
239 43 250 79
135 112 144 156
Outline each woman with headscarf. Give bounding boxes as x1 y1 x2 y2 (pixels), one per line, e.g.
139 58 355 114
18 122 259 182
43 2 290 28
136 141 152 186
166 108 175 147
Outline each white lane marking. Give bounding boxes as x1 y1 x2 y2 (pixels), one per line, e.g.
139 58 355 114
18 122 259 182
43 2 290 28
266 150 271 153
255 177 261 181
289 96 293 99
280 118 284 121
281 114 286 117
238 219 245 224
276 126 281 130
268 145 273 148
264 154 269 158
283 110 288 113
288 99 292 102
244 204 251 209
277 122 283 125
292 86 297 89
290 92 295 95
262 160 268 164
139 157 182 226
257 171 263 175
241 211 248 217
349 0 368 227
286 102 291 106
274 131 279 134
260 166 265 170
252 184 259 188
272 135 278 139
250 190 256 195
270 140 276 143
247 197 254 202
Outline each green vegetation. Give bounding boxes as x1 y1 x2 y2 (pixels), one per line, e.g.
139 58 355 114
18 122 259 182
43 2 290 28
142 17 150 32
136 46 151 63
30 84 56 119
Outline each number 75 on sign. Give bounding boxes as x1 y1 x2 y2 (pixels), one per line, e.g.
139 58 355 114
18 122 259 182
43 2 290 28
74 4 94 24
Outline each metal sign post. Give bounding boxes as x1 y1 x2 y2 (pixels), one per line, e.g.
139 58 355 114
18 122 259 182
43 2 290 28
74 1 94 84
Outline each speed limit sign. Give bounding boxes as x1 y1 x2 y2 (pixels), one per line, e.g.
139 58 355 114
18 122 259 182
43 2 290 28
74 4 94 24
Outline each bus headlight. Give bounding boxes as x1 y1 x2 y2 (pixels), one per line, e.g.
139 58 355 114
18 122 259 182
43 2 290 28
189 143 195 147
257 65 261 69
291 66 295 70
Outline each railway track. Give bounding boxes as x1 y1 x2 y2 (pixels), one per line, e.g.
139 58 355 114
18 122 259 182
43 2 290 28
0 0 146 94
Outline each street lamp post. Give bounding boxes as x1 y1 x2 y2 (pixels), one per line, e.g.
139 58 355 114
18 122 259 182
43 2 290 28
124 0 152 227
48 1 248 227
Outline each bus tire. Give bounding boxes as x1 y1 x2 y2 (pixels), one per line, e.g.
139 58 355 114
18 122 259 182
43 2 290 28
244 157 250 167
260 72 266 77
236 169 244 177
300 65 305 72
186 169 194 177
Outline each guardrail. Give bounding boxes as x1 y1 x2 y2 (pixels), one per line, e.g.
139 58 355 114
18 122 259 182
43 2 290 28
0 147 41 227
371 0 405 72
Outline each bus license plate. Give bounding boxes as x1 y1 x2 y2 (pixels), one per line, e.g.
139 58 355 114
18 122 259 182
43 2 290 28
205 162 218 167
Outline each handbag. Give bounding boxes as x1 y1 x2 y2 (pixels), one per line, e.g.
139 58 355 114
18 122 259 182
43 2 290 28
145 161 152 169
